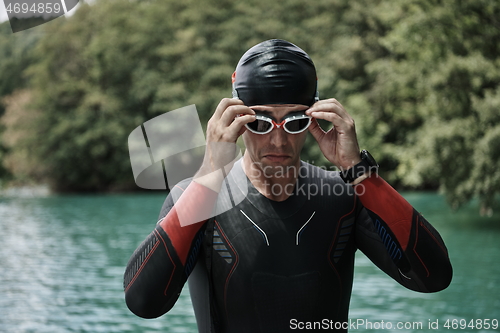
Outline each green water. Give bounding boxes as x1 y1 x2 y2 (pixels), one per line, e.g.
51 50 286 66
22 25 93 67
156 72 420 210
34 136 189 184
0 192 498 332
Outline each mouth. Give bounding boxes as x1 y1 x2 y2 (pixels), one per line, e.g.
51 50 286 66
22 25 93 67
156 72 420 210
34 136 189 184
263 154 291 162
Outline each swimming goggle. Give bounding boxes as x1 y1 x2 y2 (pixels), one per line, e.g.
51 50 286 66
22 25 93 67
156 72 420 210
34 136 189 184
245 112 312 135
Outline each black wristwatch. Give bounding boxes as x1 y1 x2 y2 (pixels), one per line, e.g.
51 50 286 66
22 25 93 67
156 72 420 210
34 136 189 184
339 150 379 184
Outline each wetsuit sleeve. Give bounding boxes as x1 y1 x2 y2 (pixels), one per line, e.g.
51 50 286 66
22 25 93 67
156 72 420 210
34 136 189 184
123 180 218 318
354 175 452 292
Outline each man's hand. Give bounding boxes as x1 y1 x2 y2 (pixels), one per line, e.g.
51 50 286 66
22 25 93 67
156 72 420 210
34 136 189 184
206 98 255 145
194 98 255 191
306 99 361 171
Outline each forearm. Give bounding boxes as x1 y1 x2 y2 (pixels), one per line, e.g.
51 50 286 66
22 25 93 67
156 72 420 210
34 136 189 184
124 181 218 318
356 175 452 292
355 175 414 249
124 225 189 318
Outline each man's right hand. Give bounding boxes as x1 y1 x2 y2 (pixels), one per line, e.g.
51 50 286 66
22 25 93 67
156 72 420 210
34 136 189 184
194 98 255 191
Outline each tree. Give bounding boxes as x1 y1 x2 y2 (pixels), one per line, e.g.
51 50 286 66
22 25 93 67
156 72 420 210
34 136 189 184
1 0 498 213
0 21 43 184
7 0 356 191
353 0 500 213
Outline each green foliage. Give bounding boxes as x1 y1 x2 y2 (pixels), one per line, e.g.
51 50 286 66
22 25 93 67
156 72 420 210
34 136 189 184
362 0 500 212
4 0 359 191
0 21 44 182
0 0 498 211
0 22 39 101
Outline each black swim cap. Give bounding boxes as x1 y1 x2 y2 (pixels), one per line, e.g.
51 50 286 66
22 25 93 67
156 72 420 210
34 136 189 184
232 39 319 106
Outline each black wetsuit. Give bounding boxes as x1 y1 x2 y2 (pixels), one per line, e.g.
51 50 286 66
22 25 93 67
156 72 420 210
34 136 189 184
124 160 452 332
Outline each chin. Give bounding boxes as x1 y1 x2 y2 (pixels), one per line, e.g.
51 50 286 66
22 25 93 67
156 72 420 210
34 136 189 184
259 158 298 177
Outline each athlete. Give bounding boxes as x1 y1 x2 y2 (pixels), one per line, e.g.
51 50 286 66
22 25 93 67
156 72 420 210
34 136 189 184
124 39 452 332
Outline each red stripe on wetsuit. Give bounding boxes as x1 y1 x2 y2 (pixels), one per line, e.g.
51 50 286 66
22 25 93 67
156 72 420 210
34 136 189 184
355 175 413 250
159 182 218 265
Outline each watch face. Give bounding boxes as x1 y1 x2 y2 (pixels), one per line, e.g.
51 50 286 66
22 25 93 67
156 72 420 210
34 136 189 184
362 150 379 167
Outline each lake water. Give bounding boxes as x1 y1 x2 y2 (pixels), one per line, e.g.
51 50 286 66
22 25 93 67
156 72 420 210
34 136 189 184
0 191 499 332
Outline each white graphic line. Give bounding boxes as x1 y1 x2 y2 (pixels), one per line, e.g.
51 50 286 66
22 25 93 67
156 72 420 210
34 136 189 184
296 211 316 245
240 210 269 246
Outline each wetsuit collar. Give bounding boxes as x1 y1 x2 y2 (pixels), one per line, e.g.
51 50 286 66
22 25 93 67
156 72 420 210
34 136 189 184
227 159 308 219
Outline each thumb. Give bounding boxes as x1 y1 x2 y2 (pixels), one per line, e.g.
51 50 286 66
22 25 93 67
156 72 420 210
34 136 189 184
308 118 325 142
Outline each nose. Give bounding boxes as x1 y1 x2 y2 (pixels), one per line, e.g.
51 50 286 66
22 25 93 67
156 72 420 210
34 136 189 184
269 126 288 147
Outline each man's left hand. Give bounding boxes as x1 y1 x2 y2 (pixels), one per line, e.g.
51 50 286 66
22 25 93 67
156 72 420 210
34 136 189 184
306 99 361 170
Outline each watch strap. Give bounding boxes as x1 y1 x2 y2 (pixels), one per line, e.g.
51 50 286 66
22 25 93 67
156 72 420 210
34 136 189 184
339 150 378 183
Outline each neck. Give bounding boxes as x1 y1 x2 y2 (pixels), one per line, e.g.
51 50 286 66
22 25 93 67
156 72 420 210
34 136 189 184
242 152 300 201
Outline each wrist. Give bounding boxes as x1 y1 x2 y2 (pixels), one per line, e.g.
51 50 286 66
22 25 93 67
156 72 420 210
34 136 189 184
338 157 362 171
194 155 239 193
193 169 225 193
339 150 378 184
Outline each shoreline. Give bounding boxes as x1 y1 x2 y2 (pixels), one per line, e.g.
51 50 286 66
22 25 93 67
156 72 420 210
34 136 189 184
0 184 51 198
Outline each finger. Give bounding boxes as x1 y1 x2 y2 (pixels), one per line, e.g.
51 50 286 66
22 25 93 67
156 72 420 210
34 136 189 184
309 98 344 108
308 111 351 133
232 114 256 137
307 98 339 111
309 98 339 107
308 103 350 120
220 104 254 126
228 114 255 131
213 98 244 120
306 98 351 121
225 114 255 141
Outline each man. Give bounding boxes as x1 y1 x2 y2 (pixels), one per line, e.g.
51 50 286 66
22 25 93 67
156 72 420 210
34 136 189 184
124 39 452 332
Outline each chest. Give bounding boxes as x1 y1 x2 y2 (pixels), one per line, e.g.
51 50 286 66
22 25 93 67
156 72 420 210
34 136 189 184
209 196 356 275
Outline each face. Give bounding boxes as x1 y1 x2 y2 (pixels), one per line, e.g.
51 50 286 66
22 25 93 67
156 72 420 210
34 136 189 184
242 104 309 177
